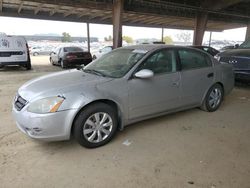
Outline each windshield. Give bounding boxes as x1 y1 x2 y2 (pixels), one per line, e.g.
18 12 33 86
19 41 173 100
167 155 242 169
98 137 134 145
64 47 83 52
84 49 146 78
239 40 250 49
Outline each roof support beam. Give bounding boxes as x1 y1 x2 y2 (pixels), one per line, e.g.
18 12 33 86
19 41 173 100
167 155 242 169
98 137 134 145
113 0 124 48
34 3 43 15
202 0 244 10
50 6 60 16
18 2 24 14
193 12 208 45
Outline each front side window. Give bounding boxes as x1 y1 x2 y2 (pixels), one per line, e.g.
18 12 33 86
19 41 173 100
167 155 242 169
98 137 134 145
139 49 177 74
178 49 211 70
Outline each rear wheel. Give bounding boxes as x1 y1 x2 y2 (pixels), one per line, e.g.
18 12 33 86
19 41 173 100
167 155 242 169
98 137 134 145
25 57 31 70
201 84 224 112
73 103 118 148
33 52 39 56
60 59 66 69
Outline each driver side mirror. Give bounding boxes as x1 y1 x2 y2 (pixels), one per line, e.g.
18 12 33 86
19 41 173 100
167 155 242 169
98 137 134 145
134 69 154 79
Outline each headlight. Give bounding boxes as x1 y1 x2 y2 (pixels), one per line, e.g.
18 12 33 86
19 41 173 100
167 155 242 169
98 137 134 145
27 96 64 114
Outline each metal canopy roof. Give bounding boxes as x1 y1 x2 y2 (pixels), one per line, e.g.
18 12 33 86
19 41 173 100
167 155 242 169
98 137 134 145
0 0 249 31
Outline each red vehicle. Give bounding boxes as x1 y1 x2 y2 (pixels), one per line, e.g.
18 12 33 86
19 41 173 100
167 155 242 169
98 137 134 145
50 46 92 68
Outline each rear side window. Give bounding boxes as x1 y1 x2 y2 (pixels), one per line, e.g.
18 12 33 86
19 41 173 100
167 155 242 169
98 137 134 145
178 49 211 70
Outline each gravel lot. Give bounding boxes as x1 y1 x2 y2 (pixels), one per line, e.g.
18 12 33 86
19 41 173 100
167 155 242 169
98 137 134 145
0 56 250 188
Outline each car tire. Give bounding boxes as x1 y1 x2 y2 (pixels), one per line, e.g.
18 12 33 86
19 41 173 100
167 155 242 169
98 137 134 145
201 84 224 112
33 52 39 56
60 60 66 69
92 55 97 60
50 57 55 65
73 103 118 148
25 58 32 70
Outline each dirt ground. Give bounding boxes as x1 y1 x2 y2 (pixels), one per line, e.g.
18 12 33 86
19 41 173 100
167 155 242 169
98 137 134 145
0 56 250 188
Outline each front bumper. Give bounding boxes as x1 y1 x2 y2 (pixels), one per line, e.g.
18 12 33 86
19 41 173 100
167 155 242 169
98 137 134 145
12 106 78 141
0 61 28 66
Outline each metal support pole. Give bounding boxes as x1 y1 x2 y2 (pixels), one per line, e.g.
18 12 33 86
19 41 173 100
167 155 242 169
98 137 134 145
86 22 90 52
113 0 124 48
208 31 212 46
193 12 208 45
245 22 250 41
161 28 164 42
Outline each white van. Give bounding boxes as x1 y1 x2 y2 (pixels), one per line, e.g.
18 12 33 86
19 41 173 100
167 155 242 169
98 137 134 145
0 34 31 70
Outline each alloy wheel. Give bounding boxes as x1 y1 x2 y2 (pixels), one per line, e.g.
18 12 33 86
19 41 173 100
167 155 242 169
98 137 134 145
83 112 113 143
208 88 222 109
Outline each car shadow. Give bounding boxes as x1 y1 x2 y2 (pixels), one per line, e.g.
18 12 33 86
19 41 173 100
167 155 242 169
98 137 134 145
235 81 250 90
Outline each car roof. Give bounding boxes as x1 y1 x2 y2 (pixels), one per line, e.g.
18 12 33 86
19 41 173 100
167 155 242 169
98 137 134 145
120 44 182 51
120 44 207 53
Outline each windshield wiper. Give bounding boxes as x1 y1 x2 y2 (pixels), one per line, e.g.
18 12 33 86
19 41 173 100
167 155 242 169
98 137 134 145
83 69 107 77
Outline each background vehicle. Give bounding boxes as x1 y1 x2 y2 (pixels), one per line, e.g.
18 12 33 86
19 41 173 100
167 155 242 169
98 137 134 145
92 46 113 60
0 34 31 70
190 46 219 56
219 45 235 52
13 45 234 148
30 46 54 56
216 39 250 82
49 46 92 68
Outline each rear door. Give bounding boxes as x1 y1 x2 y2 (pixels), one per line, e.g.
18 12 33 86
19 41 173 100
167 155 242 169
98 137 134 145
178 49 214 106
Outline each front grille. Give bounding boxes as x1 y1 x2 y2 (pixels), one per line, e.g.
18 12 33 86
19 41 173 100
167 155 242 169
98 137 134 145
0 51 23 57
14 95 27 111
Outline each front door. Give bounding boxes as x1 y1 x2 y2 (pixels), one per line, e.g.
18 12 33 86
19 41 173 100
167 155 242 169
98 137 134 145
128 49 181 120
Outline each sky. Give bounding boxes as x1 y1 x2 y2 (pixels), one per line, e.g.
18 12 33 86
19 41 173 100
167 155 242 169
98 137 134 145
0 16 247 42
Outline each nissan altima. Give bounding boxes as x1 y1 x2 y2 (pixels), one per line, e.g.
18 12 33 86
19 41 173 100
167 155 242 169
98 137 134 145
12 45 234 148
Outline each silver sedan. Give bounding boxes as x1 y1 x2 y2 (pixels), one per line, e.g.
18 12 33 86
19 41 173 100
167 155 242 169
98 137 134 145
12 45 234 148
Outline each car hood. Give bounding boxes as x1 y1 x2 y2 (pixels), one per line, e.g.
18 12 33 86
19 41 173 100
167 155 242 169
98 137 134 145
219 49 250 57
18 69 113 101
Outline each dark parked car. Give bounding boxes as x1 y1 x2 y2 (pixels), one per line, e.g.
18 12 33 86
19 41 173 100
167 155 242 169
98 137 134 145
190 46 220 56
219 45 235 52
216 40 250 82
50 46 92 68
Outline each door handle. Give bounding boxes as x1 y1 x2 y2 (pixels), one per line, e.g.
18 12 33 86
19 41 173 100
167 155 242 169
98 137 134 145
207 73 214 78
172 82 179 87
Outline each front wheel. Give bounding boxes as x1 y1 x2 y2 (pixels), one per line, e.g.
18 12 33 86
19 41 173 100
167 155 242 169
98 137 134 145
50 57 55 65
73 103 118 148
201 84 224 112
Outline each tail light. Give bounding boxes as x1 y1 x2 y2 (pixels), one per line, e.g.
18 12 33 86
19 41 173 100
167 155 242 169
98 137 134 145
85 53 92 59
66 53 77 59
